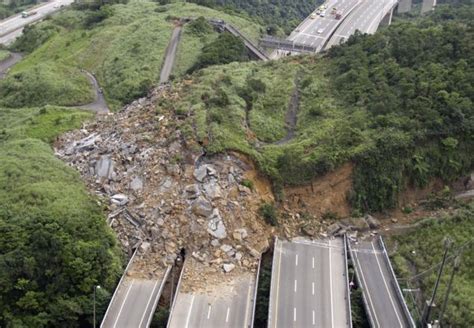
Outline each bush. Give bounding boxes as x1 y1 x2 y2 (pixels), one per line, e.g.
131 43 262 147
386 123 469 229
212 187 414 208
240 179 254 190
259 203 278 226
189 32 248 72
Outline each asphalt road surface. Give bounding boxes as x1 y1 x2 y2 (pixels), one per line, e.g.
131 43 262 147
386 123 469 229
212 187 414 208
168 272 256 328
159 26 182 84
287 0 360 52
350 240 413 328
76 71 109 113
0 0 74 45
0 52 22 79
268 238 350 328
326 0 396 48
101 270 170 328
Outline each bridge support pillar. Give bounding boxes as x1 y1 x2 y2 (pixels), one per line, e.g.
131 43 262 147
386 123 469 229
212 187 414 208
380 7 394 26
397 0 412 13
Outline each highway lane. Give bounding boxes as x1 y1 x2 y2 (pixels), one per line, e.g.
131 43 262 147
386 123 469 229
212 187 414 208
268 238 350 328
101 269 170 328
327 0 396 48
288 0 360 52
0 0 74 44
167 272 256 328
351 240 413 328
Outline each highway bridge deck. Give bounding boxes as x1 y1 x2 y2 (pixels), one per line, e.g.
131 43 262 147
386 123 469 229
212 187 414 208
101 267 171 328
287 0 361 53
268 237 351 328
349 237 415 328
326 0 397 48
167 258 257 328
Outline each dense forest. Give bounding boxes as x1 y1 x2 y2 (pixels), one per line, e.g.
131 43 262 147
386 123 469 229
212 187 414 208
188 0 320 33
328 4 473 211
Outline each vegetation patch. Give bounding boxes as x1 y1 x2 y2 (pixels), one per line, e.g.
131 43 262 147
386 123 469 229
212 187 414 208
389 202 474 327
8 1 263 110
0 106 122 327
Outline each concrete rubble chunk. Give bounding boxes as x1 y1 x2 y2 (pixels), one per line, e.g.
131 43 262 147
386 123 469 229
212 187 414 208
365 215 381 229
140 242 151 253
207 208 227 239
184 184 200 199
210 239 220 247
235 252 243 261
223 263 235 273
220 244 233 252
194 165 208 182
95 155 114 179
206 165 217 176
203 180 223 200
111 194 128 206
191 197 213 217
130 176 143 191
327 223 341 235
70 133 99 153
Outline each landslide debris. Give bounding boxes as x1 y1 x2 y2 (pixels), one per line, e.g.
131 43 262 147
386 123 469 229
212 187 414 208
55 86 273 280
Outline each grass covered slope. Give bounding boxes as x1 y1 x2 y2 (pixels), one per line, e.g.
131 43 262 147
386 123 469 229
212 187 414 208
8 1 263 110
389 202 474 327
0 106 122 327
171 5 473 211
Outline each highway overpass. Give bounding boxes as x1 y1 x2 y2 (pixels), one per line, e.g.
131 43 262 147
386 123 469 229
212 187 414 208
268 237 351 328
349 237 415 328
326 0 397 48
0 0 74 45
101 248 171 328
167 257 257 328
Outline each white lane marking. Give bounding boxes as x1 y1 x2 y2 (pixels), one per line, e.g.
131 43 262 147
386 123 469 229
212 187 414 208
294 279 298 293
312 282 315 295
371 242 404 328
113 279 135 328
294 307 297 322
312 257 315 269
225 307 230 323
243 281 253 328
184 295 195 328
207 305 212 319
138 279 160 328
353 249 380 327
273 240 283 328
295 254 298 266
313 310 316 325
329 240 334 328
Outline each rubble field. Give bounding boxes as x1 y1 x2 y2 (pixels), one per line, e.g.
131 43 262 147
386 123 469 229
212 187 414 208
55 86 272 282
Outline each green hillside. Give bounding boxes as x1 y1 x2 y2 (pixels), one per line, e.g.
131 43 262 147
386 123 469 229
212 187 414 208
3 1 263 110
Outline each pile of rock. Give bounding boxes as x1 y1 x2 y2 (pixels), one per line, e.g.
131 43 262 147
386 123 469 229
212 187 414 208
55 86 271 281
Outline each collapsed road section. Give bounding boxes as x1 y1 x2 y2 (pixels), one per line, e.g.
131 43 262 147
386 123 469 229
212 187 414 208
167 257 257 328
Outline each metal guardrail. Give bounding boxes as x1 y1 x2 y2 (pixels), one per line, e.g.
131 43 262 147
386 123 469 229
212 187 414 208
259 36 317 53
166 257 188 327
145 266 171 328
378 237 416 328
101 243 141 327
343 235 353 328
266 236 279 328
250 255 262 328
347 240 377 328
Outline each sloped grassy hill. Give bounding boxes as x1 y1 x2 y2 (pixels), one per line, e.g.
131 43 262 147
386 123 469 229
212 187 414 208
170 4 473 212
0 106 123 327
1 1 263 110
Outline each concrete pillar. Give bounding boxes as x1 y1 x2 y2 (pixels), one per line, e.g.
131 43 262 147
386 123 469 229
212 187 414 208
421 0 436 14
397 0 412 14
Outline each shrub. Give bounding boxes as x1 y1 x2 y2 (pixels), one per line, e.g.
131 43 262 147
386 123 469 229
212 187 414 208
259 203 278 226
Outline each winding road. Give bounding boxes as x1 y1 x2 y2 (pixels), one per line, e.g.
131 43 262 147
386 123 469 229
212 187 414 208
0 54 108 112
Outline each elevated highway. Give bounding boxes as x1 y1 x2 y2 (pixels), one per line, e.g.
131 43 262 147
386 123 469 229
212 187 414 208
101 248 171 328
0 0 74 45
326 0 398 48
268 237 351 328
167 257 257 328
349 236 415 328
